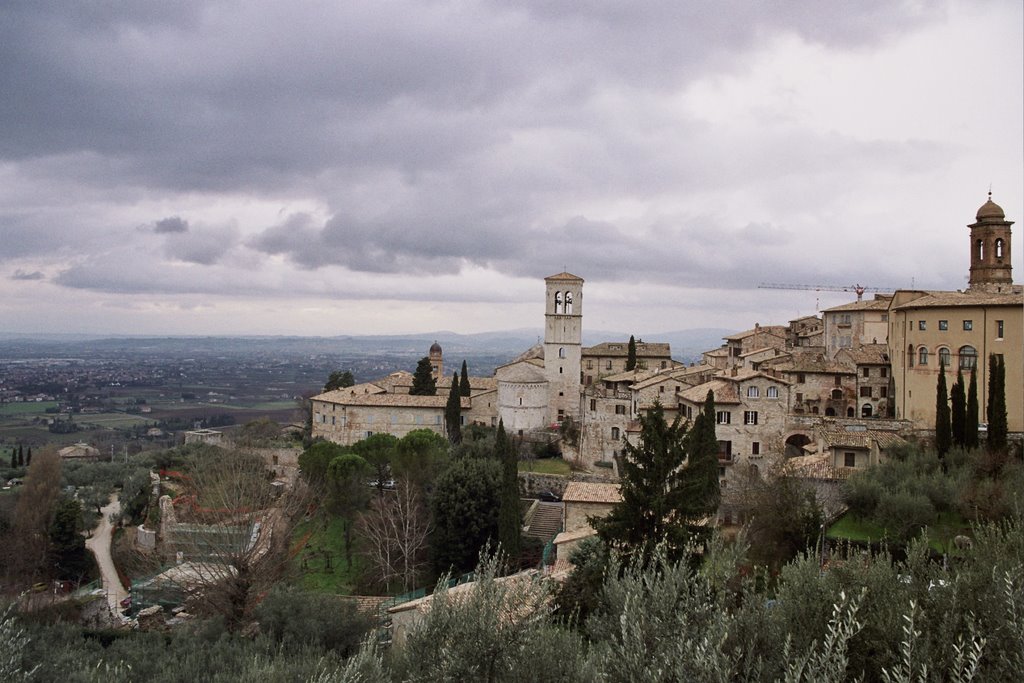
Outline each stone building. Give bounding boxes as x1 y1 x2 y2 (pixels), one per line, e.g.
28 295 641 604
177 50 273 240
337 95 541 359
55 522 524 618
581 340 673 385
822 295 892 358
677 370 792 491
835 344 892 419
887 196 1022 434
542 272 584 426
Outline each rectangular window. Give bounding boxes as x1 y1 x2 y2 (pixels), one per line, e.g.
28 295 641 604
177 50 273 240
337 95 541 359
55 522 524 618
860 386 872 398
590 399 596 411
880 387 888 398
659 385 664 393
797 373 806 383
717 440 732 460
661 361 668 369
795 392 803 403
743 411 758 425
752 441 760 455
586 360 593 369
918 320 927 331
963 320 973 331
844 452 856 467
611 427 620 439
606 360 612 370
331 416 335 425
615 405 626 415
996 320 1004 339
834 375 842 386
881 367 888 378
862 367 870 378
716 411 731 425
938 320 948 331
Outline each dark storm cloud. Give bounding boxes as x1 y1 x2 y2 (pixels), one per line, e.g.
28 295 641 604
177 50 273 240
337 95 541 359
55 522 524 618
10 269 45 281
153 216 189 234
0 0 937 194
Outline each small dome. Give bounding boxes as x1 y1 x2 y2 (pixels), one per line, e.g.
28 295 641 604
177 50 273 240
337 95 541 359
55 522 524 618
429 341 442 355
976 196 1005 221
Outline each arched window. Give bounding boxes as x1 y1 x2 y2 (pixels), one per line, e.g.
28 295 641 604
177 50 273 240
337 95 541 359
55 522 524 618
564 291 574 314
959 345 977 369
766 386 779 398
558 347 566 359
825 407 835 416
908 344 915 368
811 406 819 415
918 346 929 366
977 239 984 260
831 388 842 400
747 386 760 398
554 291 563 314
611 427 620 440
847 407 855 417
938 347 951 367
995 238 1005 259
862 404 873 418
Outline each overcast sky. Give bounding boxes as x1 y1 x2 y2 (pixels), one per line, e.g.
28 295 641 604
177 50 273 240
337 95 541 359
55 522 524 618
2 0 1021 338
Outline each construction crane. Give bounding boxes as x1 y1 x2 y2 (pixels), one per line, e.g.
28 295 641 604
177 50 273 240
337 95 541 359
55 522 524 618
757 283 895 302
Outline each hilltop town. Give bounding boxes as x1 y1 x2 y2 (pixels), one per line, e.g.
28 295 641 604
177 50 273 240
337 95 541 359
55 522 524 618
311 196 1022 523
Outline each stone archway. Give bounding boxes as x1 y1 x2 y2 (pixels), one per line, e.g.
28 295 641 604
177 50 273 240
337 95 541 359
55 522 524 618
785 433 812 458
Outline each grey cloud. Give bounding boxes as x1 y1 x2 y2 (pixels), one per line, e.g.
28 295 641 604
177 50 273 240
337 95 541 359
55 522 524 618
10 269 45 281
0 1 939 195
163 225 238 265
154 216 189 233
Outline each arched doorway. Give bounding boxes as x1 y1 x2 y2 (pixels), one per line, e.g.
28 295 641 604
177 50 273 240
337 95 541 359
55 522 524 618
785 433 812 458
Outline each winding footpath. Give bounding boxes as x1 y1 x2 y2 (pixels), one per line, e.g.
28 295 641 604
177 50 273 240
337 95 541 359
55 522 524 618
84 495 129 618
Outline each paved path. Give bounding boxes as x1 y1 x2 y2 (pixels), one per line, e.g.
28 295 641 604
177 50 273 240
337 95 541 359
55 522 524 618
85 495 129 617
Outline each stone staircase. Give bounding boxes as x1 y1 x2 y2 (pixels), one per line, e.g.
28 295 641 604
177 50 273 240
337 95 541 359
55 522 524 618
523 501 563 544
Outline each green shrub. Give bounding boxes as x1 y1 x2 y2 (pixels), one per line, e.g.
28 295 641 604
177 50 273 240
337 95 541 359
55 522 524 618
873 489 935 541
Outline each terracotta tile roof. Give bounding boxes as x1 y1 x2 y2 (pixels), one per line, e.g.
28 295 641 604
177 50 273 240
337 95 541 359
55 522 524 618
784 453 854 480
837 344 889 366
724 326 787 341
545 271 584 282
311 382 387 401
893 290 1023 309
823 296 893 312
583 341 672 358
680 379 739 404
496 360 547 383
820 426 907 450
562 482 622 504
762 350 855 374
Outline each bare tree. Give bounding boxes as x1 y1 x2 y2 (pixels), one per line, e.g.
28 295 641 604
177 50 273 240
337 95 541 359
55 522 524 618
357 479 432 593
154 447 312 629
5 448 61 585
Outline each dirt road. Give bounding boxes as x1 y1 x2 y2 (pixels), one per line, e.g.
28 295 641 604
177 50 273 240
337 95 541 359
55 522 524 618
85 495 129 617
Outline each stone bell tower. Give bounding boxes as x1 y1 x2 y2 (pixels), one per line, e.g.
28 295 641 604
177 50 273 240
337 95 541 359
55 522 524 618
968 193 1013 293
543 272 583 425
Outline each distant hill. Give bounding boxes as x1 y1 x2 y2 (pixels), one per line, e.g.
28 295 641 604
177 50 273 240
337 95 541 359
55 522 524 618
0 327 735 366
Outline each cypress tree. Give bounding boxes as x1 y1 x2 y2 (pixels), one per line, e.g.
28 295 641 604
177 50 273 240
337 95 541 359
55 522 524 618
935 361 952 460
950 366 966 448
410 357 437 396
9 448 15 469
460 360 471 397
625 335 637 372
679 390 722 543
496 420 521 561
445 372 462 445
17 445 24 467
25 447 31 466
965 365 980 450
988 354 1008 453
595 394 719 565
